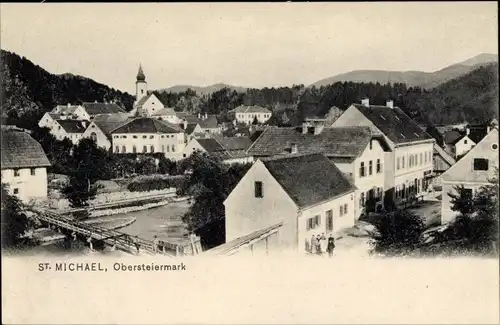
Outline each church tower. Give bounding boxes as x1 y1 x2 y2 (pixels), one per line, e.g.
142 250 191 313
135 64 147 102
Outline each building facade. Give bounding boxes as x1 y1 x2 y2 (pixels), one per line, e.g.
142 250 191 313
224 154 356 254
111 117 187 161
1 130 51 202
331 99 435 206
440 128 499 223
230 105 272 125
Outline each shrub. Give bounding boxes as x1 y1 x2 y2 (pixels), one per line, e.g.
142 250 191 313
127 175 186 192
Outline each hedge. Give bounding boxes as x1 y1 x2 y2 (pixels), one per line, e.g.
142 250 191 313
127 176 186 192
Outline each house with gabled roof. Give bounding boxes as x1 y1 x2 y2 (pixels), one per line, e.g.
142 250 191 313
182 136 253 164
440 128 499 224
443 129 476 158
1 129 51 202
81 113 131 150
246 124 391 218
50 103 88 120
81 101 127 118
331 98 436 207
230 105 272 125
50 119 88 144
223 153 357 254
110 117 187 161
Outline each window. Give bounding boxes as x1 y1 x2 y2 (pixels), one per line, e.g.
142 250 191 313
172 145 175 152
463 188 473 200
473 158 489 171
166 145 170 152
132 146 137 154
397 157 400 170
369 140 373 150
13 188 19 195
360 162 366 177
150 146 155 153
369 161 373 175
150 135 154 139
424 152 427 163
30 168 36 176
90 132 97 142
376 159 381 173
254 181 263 198
464 139 468 144
360 192 365 208
14 169 20 177
339 205 343 217
133 135 138 139
307 218 314 231
402 156 405 168
143 146 147 153
122 145 126 153
162 145 165 153
326 210 333 231
492 144 498 150
143 135 147 139
115 146 120 153
141 89 144 94
419 153 422 165
343 204 348 215
122 136 127 139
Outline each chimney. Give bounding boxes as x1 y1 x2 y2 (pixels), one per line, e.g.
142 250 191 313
183 120 188 129
94 100 98 103
204 112 208 120
81 121 87 128
67 103 70 107
198 113 201 119
487 126 491 133
361 98 370 107
466 127 470 135
386 100 394 109
291 143 298 154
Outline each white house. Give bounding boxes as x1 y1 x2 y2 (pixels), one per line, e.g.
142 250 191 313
331 99 435 207
230 105 272 125
50 119 88 144
440 128 499 223
81 113 131 150
110 117 187 161
50 104 89 120
246 124 391 218
224 153 357 255
1 130 51 202
443 130 476 158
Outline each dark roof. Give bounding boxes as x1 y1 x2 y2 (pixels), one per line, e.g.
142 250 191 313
1 130 51 169
82 102 126 115
136 65 146 82
111 117 182 134
261 153 356 209
215 136 253 151
467 126 489 144
443 130 465 145
196 138 226 153
247 126 390 157
352 104 432 144
182 123 199 135
133 94 152 109
51 105 81 115
56 120 87 133
198 115 218 129
92 113 131 136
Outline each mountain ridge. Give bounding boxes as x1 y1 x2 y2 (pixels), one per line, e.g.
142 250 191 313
310 53 498 89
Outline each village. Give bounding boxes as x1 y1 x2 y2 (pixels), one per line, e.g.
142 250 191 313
2 62 498 258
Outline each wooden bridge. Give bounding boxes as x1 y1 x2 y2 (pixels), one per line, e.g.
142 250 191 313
32 209 201 256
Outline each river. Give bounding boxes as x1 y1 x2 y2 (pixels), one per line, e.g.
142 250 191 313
15 201 191 256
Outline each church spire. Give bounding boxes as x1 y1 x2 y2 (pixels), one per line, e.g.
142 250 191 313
136 64 146 82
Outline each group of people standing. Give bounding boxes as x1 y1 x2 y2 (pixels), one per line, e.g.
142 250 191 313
306 233 336 257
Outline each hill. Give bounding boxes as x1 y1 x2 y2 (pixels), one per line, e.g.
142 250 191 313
157 83 247 95
310 53 498 89
0 49 135 129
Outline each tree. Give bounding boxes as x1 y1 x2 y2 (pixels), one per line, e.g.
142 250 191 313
179 152 251 248
446 168 499 253
425 125 444 147
371 209 425 255
1 183 29 248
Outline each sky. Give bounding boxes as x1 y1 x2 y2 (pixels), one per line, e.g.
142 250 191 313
1 2 498 94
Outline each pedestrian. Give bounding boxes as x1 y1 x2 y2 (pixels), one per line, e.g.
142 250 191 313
315 234 322 256
310 234 318 254
134 236 140 254
153 235 158 253
327 234 336 258
320 233 327 255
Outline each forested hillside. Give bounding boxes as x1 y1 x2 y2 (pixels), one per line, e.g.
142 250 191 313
0 50 135 129
2 49 497 130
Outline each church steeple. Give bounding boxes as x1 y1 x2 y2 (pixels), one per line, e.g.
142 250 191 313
136 64 146 82
135 64 147 102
